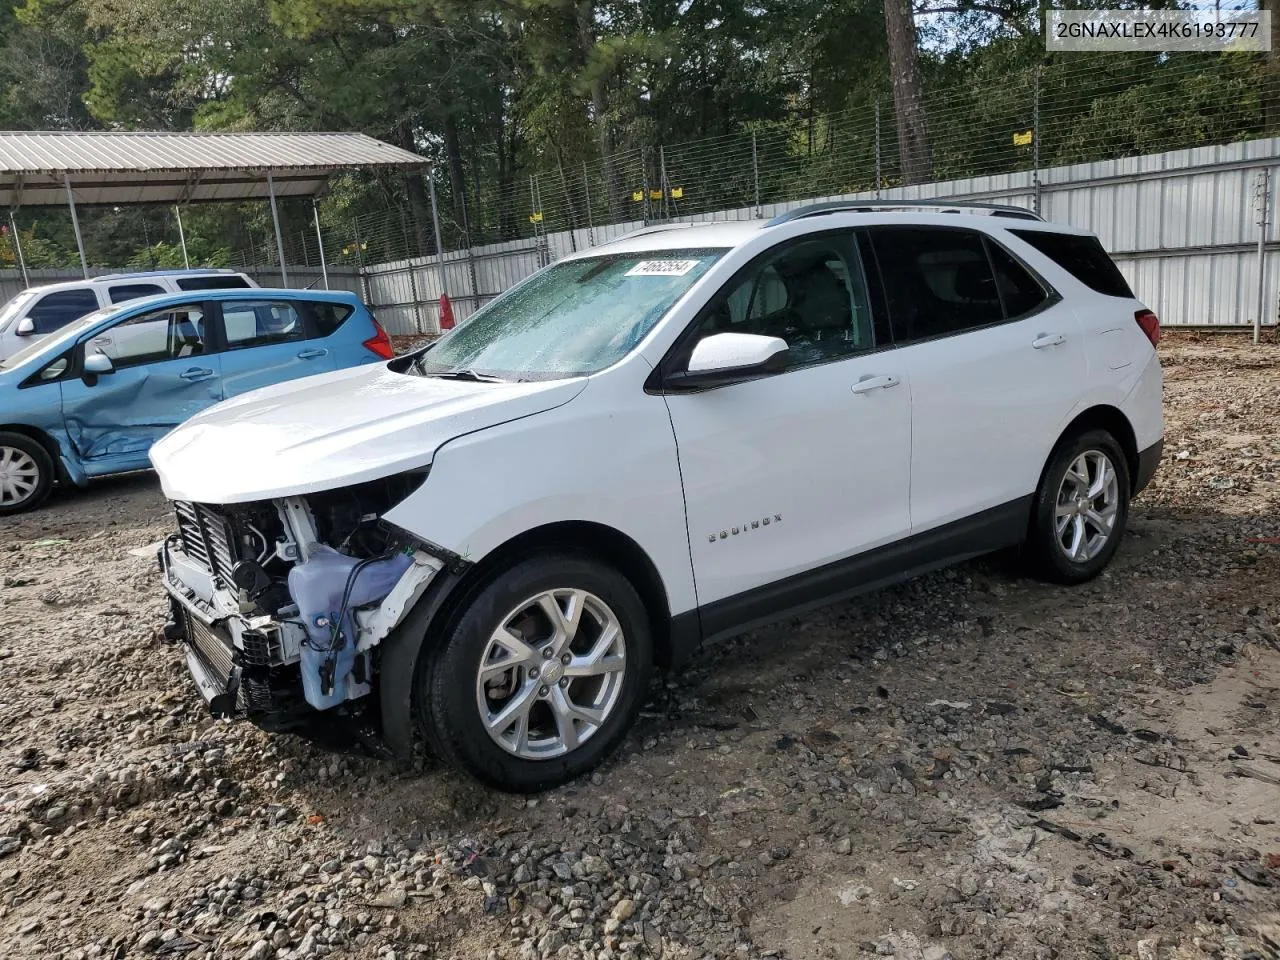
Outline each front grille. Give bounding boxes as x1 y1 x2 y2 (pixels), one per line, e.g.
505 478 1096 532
174 501 238 583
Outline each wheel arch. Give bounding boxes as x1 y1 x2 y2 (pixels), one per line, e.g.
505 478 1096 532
0 424 64 481
452 520 683 669
1047 405 1139 496
378 520 695 760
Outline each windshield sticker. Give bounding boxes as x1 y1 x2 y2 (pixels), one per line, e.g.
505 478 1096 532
625 259 701 277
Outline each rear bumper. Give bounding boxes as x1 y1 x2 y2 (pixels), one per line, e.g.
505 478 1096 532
1133 438 1163 497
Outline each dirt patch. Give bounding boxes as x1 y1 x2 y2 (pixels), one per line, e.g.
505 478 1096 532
1 335 1278 960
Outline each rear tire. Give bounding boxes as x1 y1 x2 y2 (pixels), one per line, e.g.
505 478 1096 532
0 431 54 516
417 553 653 792
1027 429 1130 584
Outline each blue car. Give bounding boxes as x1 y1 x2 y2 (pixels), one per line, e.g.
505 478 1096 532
0 288 395 514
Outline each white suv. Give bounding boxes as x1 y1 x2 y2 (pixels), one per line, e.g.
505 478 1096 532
0 269 256 361
150 202 1163 792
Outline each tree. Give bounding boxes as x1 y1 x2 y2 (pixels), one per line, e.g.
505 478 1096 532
1263 0 1280 134
883 0 932 183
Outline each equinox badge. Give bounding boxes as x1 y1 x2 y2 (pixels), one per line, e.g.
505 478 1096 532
708 514 782 543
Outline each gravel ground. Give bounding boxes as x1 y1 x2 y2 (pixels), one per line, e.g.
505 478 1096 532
1 332 1278 960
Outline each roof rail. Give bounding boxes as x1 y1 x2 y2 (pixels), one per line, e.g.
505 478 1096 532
93 268 239 282
766 200 1043 226
600 222 700 245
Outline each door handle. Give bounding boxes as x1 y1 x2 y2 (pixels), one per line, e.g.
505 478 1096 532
1032 333 1065 349
91 336 112 345
179 367 215 382
850 374 900 394
296 348 328 360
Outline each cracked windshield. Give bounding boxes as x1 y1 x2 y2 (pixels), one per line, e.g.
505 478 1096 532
412 250 725 381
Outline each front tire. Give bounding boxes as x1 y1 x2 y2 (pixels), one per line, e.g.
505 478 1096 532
0 432 54 516
1027 429 1130 584
417 553 653 792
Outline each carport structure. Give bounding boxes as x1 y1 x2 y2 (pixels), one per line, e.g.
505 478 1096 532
0 131 427 287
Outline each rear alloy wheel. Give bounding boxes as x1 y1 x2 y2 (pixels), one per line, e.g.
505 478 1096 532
1028 429 1130 584
419 554 652 792
0 432 54 516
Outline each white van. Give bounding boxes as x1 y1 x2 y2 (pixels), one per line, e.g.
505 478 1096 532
0 269 256 361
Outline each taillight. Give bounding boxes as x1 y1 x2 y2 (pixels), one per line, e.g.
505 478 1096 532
1135 309 1159 347
363 318 394 359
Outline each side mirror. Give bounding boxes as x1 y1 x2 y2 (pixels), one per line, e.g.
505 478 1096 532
15 317 35 336
665 332 790 390
83 352 115 376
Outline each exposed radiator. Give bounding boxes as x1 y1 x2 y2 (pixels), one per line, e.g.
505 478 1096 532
174 501 238 583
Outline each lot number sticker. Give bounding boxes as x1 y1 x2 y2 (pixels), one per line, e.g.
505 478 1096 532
625 259 700 277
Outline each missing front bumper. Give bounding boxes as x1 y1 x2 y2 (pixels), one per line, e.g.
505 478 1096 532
178 608 295 718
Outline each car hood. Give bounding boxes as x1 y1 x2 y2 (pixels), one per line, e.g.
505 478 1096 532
149 363 588 503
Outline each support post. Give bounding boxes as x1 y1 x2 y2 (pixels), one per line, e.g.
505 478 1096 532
8 211 29 287
1032 69 1042 217
351 218 369 303
174 206 190 268
267 172 288 286
583 161 595 246
875 100 882 198
428 173 449 330
752 131 761 217
659 145 669 220
641 149 650 225
1255 168 1271 345
63 175 88 279
312 200 329 290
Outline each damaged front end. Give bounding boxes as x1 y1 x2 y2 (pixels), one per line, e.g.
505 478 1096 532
160 473 442 723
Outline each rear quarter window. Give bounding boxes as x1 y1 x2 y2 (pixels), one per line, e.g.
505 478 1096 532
1010 230 1134 299
308 302 355 337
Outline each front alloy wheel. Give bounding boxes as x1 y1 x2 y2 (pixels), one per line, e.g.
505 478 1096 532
476 588 627 760
419 553 652 792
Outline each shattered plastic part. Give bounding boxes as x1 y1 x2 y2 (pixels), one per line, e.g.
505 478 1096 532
354 552 443 652
288 545 414 710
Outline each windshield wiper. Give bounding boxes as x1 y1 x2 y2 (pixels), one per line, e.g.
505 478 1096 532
423 368 507 383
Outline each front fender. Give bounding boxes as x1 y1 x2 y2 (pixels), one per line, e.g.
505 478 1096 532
380 373 698 619
378 565 467 759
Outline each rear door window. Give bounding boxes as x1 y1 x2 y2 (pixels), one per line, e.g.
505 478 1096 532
221 300 306 349
27 289 100 334
1009 230 1134 298
108 283 166 304
176 275 252 291
870 227 1004 344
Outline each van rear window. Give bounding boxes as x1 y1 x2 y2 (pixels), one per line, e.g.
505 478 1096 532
176 275 252 291
1010 230 1133 299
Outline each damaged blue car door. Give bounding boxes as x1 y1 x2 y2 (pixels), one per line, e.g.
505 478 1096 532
58 300 223 473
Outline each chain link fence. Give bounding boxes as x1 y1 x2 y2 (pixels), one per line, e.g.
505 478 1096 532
2 52 1271 331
